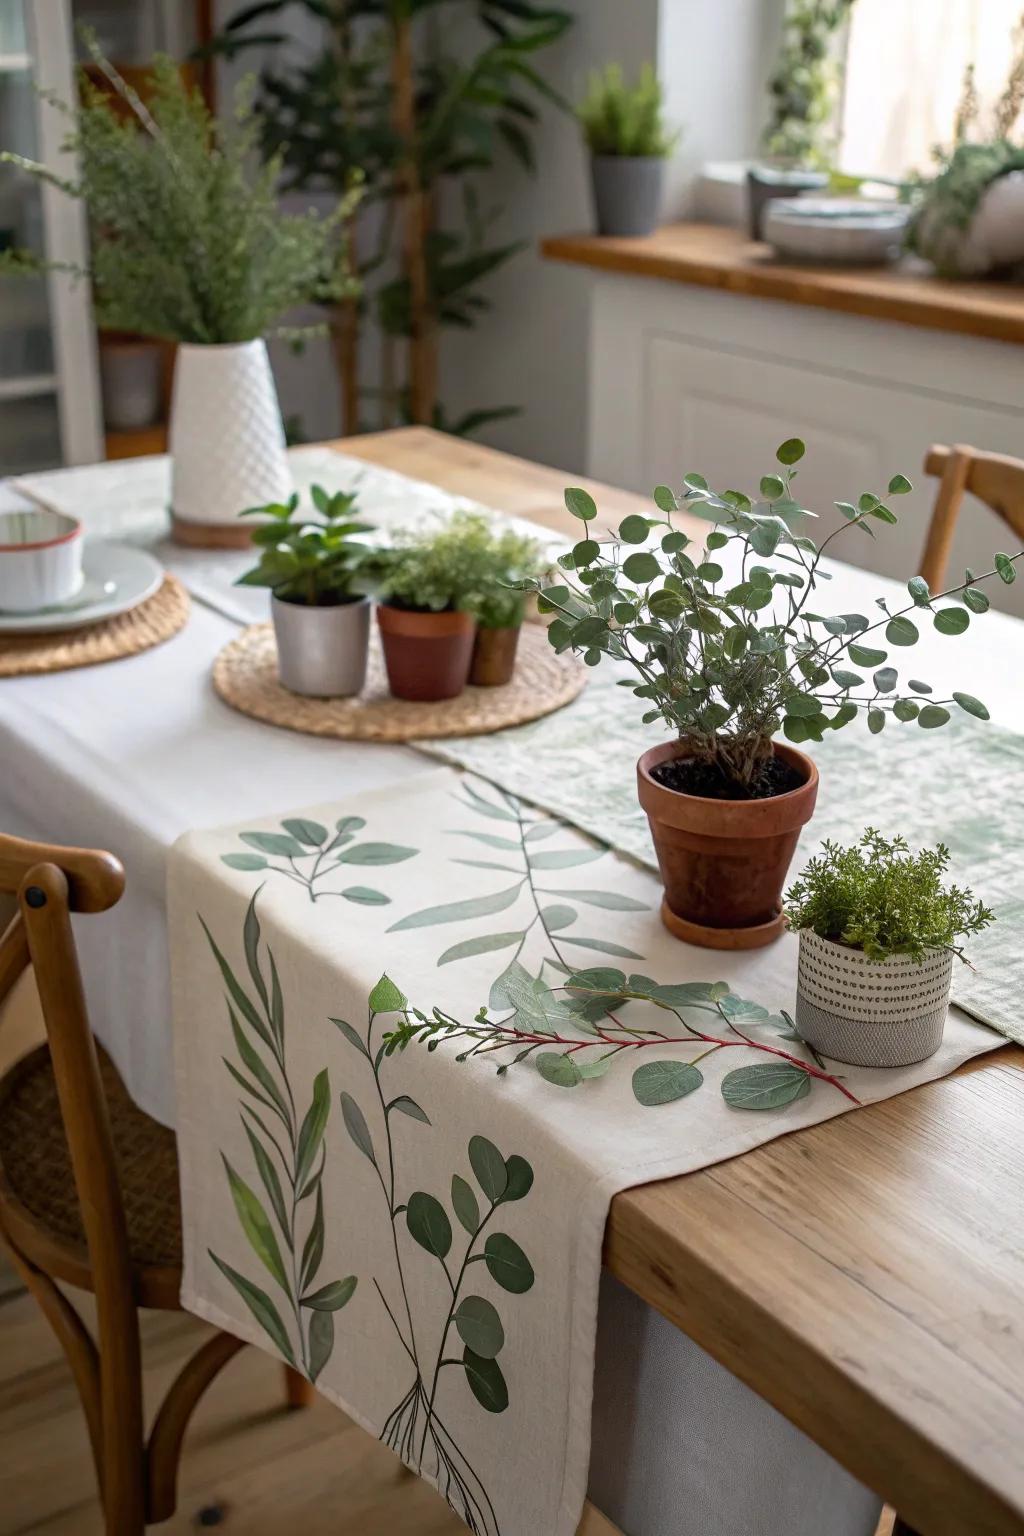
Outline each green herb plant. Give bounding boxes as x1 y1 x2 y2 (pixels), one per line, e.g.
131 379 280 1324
374 511 540 620
522 438 1021 793
0 42 359 343
784 829 994 962
237 485 374 606
762 0 855 168
577 63 677 159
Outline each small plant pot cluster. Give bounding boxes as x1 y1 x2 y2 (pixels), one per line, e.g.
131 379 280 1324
238 498 541 702
577 64 678 237
522 437 1020 951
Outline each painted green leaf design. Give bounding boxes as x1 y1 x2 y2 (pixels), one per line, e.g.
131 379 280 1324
368 973 407 1014
453 857 523 874
632 1060 703 1107
463 1348 509 1413
209 1251 296 1366
222 853 268 872
268 950 284 1049
438 930 524 966
242 896 269 1018
300 1184 325 1292
553 888 648 911
489 957 532 1011
524 821 559 841
200 916 277 1055
459 783 518 822
389 1094 430 1124
226 1008 291 1126
340 1091 376 1166
500 1156 534 1203
450 831 522 851
240 831 307 858
308 1309 333 1384
296 1069 330 1189
721 1062 812 1110
455 1296 505 1359
451 1174 480 1235
469 1135 508 1203
241 1119 290 1239
388 884 524 932
341 886 390 905
406 1191 453 1259
302 1276 358 1311
539 904 577 932
536 1051 582 1088
337 843 417 865
561 936 644 959
331 1016 369 1058
334 814 367 836
282 818 328 847
223 1059 282 1125
223 1156 290 1291
527 848 605 870
484 1232 534 1294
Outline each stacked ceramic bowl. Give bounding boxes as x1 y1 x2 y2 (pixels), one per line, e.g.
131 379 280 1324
763 198 910 265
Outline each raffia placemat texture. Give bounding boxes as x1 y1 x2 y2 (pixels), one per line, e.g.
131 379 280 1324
0 575 189 678
212 620 586 741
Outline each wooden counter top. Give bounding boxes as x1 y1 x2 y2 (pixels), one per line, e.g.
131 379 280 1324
542 222 1024 347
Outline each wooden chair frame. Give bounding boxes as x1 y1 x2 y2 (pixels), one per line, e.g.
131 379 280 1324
921 443 1024 591
0 835 309 1533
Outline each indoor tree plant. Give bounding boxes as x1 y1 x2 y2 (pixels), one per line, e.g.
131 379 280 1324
785 830 993 1066
1 42 359 545
577 63 678 238
237 485 374 697
524 438 1021 949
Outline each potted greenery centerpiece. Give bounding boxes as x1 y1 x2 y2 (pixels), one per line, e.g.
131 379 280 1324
373 520 485 703
577 64 678 238
237 485 374 697
784 831 993 1066
524 438 1020 950
461 517 543 686
0 42 358 547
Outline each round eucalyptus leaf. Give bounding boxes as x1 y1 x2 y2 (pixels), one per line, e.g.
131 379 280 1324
918 704 951 729
873 666 897 692
868 707 886 734
455 1296 505 1359
952 692 990 720
721 1062 812 1111
622 551 661 584
564 486 597 521
463 1348 509 1412
933 607 969 636
847 642 887 667
618 514 651 544
892 698 920 721
888 473 913 495
706 529 729 550
501 1155 535 1203
653 485 677 513
661 530 688 553
406 1192 452 1260
786 693 824 719
572 539 600 567
536 1051 583 1088
632 1060 703 1107
995 552 1017 584
760 474 785 500
484 1232 535 1293
906 575 930 606
885 616 918 646
469 1135 508 1203
962 586 989 614
776 438 805 465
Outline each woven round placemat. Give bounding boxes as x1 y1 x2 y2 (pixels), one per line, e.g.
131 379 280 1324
212 620 587 741
0 575 189 678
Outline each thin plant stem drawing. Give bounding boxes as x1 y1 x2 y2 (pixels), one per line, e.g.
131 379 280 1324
221 813 416 904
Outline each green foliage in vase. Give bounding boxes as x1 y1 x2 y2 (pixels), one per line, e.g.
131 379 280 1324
0 42 360 343
905 141 1024 275
373 511 541 620
576 63 678 159
784 829 994 962
762 0 855 168
237 485 374 606
522 438 1022 792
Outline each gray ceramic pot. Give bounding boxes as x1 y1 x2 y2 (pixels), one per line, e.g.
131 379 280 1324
271 593 370 698
590 155 664 237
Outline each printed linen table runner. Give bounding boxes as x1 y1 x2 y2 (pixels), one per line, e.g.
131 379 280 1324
169 765 1003 1536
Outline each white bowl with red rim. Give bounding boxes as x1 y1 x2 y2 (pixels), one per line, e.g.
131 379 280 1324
0 509 84 613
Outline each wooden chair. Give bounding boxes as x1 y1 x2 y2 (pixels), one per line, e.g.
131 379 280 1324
921 443 1024 590
0 834 313 1535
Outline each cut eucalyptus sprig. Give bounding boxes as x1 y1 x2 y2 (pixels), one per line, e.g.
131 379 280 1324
522 438 1021 790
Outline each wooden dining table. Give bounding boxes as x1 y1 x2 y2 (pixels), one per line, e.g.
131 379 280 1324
2 426 1022 1536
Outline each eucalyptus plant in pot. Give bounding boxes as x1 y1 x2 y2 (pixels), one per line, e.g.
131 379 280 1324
237 485 374 697
577 64 678 237
524 438 1021 950
785 831 993 1066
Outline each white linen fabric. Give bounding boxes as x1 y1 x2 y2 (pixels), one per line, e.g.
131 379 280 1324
168 768 999 1536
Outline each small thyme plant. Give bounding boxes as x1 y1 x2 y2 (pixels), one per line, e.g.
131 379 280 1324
374 512 541 619
524 438 1021 794
577 64 678 158
237 486 374 606
784 830 994 962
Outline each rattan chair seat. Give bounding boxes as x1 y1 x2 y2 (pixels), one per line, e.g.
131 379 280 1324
0 1043 182 1281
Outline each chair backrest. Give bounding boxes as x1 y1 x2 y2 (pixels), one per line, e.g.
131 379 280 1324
921 444 1024 591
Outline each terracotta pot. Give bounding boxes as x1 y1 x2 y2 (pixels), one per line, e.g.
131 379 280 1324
636 741 819 950
469 624 520 687
377 604 476 702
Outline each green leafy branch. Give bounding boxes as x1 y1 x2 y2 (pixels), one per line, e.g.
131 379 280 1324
202 893 358 1380
221 815 416 904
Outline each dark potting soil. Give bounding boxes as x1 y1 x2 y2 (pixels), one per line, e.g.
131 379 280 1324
651 755 806 802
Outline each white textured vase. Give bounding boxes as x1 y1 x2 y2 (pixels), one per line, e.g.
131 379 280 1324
169 340 291 528
795 930 953 1068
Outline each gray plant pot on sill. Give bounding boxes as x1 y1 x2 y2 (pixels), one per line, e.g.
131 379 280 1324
271 592 370 698
591 155 665 238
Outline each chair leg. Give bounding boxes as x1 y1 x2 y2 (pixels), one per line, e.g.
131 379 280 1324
892 1521 921 1536
284 1364 317 1409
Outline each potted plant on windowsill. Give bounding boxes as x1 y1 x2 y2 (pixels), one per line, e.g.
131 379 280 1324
523 437 1021 950
577 64 678 238
237 485 374 698
1 41 359 548
784 830 994 1066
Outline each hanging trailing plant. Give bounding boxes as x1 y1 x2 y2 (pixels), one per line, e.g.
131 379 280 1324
762 0 855 168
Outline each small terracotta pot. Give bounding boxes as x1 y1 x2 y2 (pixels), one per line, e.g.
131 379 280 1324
377 603 476 702
636 741 819 950
469 624 520 687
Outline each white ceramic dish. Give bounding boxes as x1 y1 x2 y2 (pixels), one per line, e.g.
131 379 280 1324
0 508 83 612
0 540 164 633
763 197 910 264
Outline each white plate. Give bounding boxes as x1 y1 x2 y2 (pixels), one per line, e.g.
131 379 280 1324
0 540 164 634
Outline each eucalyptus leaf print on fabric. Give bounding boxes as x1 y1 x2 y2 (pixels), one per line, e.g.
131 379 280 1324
202 893 358 1379
221 814 417 904
333 974 536 1536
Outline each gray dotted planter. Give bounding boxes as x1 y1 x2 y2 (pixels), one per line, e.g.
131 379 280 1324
794 930 953 1068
